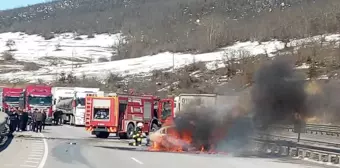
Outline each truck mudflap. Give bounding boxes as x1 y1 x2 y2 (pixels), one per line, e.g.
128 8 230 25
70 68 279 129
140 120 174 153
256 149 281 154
86 126 117 134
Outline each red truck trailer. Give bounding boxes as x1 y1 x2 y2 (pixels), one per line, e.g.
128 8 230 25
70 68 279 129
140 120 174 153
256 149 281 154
85 94 174 139
2 87 24 112
19 85 53 124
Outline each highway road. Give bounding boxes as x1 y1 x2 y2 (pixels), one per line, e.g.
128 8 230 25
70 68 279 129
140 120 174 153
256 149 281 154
0 125 333 168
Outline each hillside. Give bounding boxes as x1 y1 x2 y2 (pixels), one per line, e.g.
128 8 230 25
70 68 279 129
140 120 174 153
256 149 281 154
1 0 340 59
0 0 340 96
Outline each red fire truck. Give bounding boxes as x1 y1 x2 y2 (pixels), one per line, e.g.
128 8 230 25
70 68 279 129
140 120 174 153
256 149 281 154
85 94 174 139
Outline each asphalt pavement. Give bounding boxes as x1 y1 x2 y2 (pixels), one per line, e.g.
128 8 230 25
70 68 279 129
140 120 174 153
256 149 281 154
1 125 334 168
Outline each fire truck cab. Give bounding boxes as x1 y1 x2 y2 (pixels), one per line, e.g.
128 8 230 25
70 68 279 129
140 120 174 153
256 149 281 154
85 93 174 139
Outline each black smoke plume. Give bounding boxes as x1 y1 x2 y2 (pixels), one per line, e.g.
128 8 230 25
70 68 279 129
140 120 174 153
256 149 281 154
173 103 253 152
251 57 307 128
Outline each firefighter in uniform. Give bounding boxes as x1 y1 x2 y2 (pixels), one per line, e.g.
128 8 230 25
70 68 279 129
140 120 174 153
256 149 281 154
130 122 145 146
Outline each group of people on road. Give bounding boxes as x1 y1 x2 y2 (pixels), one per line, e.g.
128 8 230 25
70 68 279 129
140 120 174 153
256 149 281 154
7 107 47 133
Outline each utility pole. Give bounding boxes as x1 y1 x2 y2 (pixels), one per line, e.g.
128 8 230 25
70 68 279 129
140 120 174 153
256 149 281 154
172 53 175 72
72 48 75 72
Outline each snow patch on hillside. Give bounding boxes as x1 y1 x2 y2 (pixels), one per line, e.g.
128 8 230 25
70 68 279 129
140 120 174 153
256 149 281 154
0 32 122 64
0 32 338 83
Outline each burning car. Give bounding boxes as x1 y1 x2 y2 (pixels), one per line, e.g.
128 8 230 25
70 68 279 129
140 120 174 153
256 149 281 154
149 125 196 152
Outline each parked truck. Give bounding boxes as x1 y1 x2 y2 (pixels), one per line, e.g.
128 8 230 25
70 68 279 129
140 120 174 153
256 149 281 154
54 87 103 126
3 87 24 112
19 85 53 124
0 87 3 112
85 94 174 139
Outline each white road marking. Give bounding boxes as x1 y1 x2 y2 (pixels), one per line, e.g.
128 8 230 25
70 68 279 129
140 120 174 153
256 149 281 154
29 154 42 157
20 164 36 167
37 133 48 168
131 157 144 165
30 151 43 154
3 164 15 167
25 161 39 164
32 149 44 152
27 158 41 160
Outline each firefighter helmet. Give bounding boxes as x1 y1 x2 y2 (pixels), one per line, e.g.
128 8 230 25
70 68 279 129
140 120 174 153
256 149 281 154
137 122 144 128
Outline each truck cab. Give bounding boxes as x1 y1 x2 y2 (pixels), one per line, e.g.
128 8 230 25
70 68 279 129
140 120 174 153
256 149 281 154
3 87 23 112
20 85 53 124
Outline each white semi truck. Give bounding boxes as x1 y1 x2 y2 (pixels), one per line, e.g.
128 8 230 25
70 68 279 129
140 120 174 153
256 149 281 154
173 94 238 117
53 87 104 126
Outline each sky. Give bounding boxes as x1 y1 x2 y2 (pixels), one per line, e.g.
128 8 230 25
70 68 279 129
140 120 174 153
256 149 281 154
0 0 47 10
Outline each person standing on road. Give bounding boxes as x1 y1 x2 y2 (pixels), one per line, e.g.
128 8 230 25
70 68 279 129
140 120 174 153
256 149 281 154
8 109 19 133
21 109 29 131
54 110 61 125
27 110 33 131
32 108 38 132
34 110 44 133
59 111 63 125
17 109 23 132
42 110 47 130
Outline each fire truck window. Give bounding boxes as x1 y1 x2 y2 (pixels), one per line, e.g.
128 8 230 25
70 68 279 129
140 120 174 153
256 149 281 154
76 98 85 106
119 103 127 115
161 102 171 120
93 107 110 120
143 101 152 120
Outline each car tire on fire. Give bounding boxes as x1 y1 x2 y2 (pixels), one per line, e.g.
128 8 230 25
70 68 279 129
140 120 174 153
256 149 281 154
151 123 159 132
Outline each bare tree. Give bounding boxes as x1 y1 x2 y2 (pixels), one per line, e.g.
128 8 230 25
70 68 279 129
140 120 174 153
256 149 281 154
6 40 15 51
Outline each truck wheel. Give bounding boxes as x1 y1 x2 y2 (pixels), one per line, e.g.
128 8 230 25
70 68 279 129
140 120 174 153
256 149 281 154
96 132 110 138
151 123 159 132
118 133 127 139
126 123 135 139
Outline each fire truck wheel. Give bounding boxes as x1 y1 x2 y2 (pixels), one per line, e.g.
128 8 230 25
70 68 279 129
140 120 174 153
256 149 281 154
126 123 135 139
96 132 110 138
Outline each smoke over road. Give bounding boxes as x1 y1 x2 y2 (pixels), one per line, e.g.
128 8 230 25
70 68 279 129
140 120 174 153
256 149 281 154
251 57 307 128
158 57 339 153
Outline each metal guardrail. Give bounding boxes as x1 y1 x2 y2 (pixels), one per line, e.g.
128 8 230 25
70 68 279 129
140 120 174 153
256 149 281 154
271 124 340 136
255 133 340 148
254 138 340 165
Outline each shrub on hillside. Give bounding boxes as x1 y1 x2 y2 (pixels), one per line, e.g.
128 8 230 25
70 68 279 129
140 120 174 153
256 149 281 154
87 34 95 38
42 32 55 40
74 37 83 40
23 62 40 71
98 57 109 62
2 51 15 61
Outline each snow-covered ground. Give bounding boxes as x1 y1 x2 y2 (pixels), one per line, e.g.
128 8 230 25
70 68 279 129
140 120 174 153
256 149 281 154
0 32 121 64
0 32 338 83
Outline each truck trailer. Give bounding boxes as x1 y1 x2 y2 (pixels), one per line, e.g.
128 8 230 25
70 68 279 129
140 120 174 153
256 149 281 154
173 93 238 117
54 87 103 126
